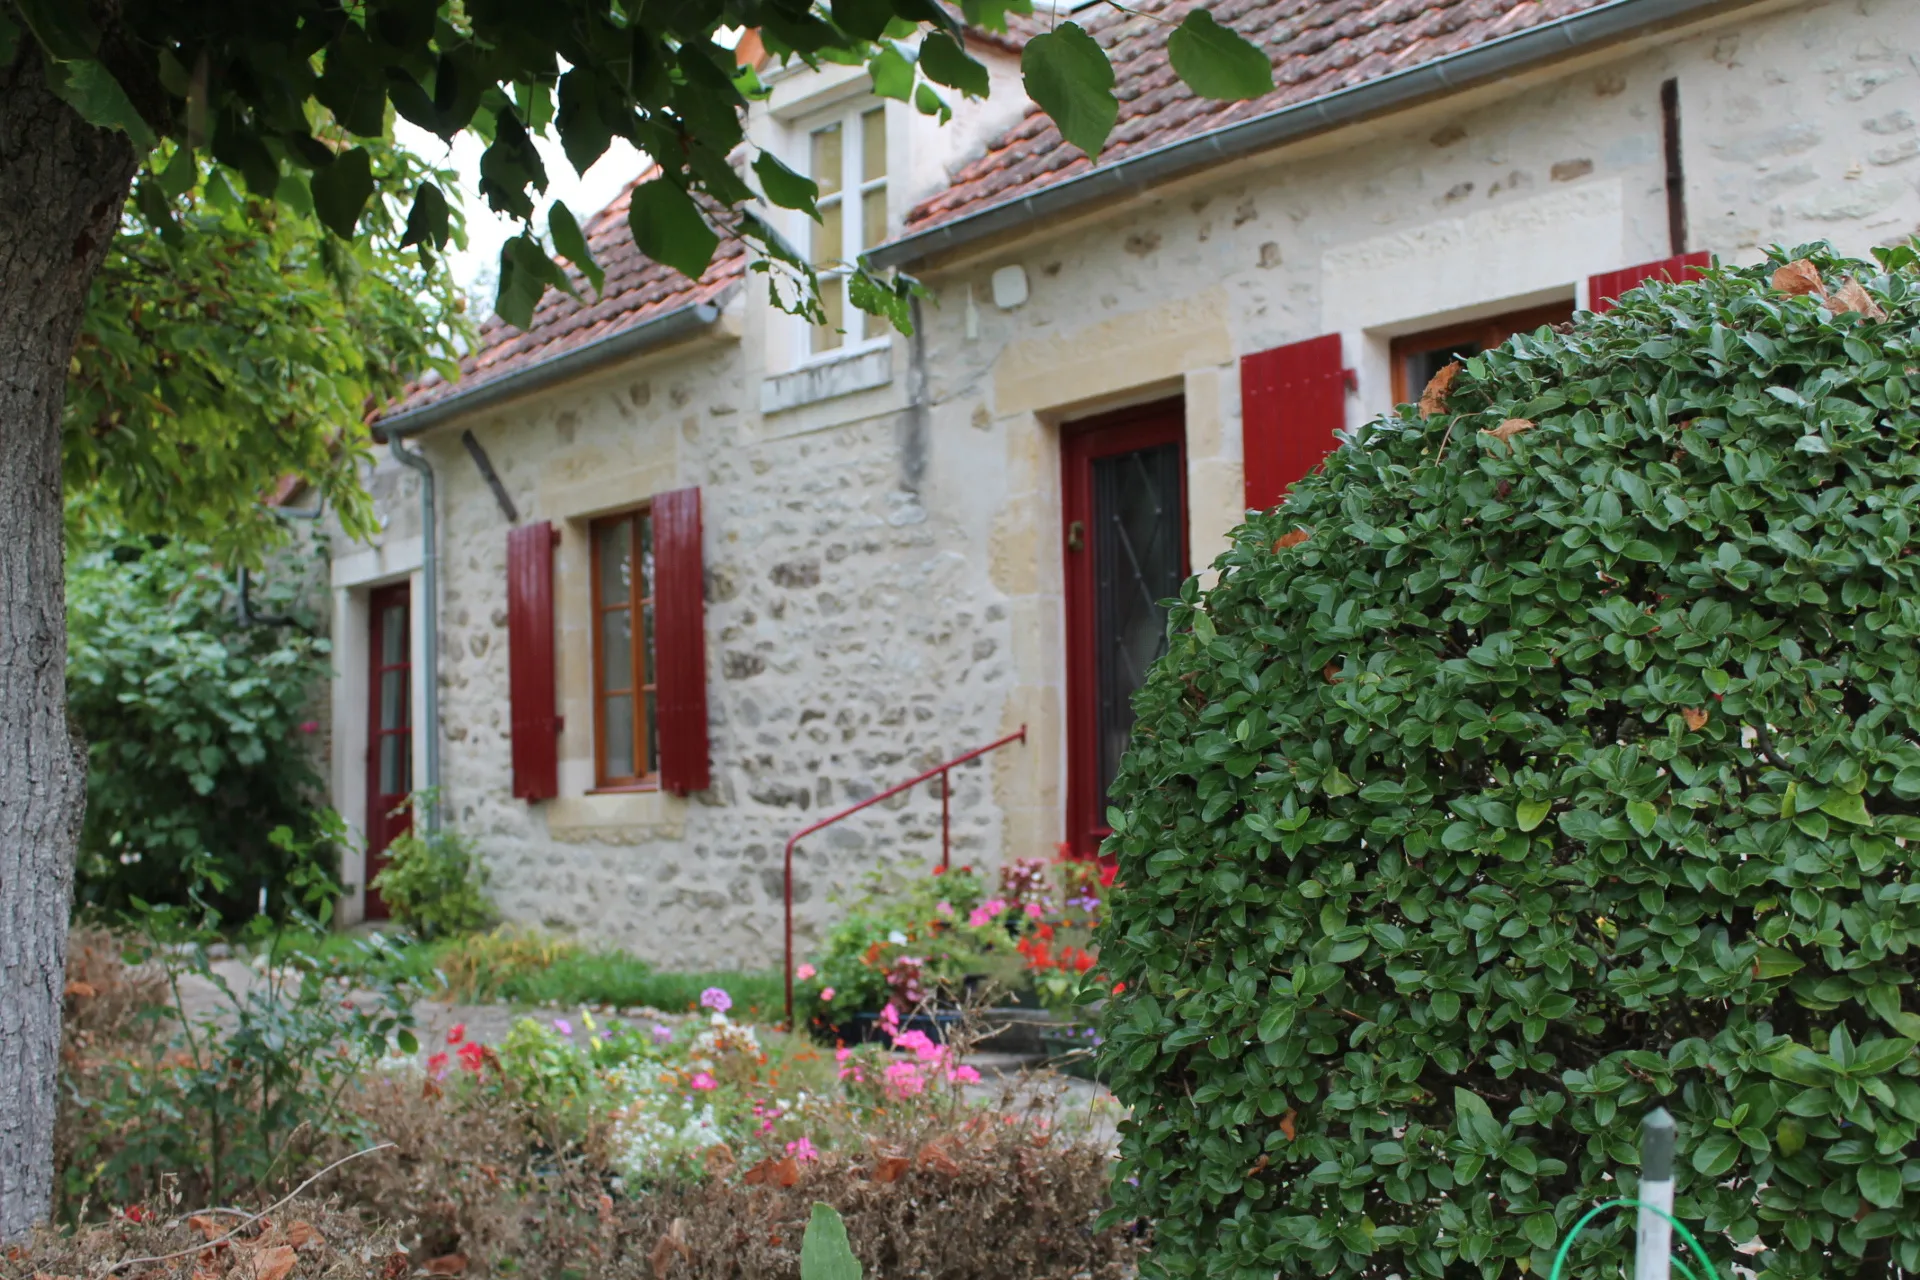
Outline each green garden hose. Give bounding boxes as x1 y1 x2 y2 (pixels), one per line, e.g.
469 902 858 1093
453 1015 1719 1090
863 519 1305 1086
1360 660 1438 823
1545 1198 1721 1280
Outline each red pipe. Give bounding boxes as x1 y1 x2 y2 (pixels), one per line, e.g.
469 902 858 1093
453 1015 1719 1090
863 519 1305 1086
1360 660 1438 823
783 725 1027 1028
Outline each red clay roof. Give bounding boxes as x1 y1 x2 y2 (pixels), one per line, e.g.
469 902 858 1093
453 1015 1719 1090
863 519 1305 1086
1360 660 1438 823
385 174 744 419
905 0 1613 234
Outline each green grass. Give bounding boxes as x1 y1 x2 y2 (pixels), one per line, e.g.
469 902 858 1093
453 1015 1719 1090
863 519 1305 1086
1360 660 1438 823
249 925 783 1019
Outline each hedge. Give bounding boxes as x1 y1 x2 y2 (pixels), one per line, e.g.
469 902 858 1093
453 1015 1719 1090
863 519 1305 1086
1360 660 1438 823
1099 244 1920 1280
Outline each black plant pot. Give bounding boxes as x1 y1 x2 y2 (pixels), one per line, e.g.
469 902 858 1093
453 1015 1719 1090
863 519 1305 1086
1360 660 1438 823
832 1009 965 1046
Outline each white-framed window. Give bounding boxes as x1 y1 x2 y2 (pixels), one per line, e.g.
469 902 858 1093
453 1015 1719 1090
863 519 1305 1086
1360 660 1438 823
804 102 888 357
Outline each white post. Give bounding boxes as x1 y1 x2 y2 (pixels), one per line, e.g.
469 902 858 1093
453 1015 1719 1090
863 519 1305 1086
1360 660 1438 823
1636 1108 1677 1280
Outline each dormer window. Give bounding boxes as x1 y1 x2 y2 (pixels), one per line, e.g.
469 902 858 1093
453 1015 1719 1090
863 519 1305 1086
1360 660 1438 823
807 103 888 355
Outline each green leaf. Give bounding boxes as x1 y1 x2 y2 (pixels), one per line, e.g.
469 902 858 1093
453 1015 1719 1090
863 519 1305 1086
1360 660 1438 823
914 82 952 122
753 151 821 219
1626 800 1658 838
309 147 375 239
1022 23 1118 158
1453 1087 1497 1145
1691 1133 1739 1177
1844 1037 1914 1076
831 0 895 41
627 179 719 282
1753 946 1803 980
14 0 97 61
1858 1164 1903 1209
1866 985 1920 1039
800 1202 863 1280
1165 9 1273 101
1523 1212 1558 1251
919 31 990 97
1256 1003 1294 1043
401 182 451 251
869 43 916 102
548 201 604 294
47 60 155 149
1820 792 1872 825
1776 1117 1806 1156
396 1028 419 1055
1515 798 1551 832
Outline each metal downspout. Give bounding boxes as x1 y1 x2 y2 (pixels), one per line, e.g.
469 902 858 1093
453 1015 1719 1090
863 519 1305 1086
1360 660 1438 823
387 437 441 831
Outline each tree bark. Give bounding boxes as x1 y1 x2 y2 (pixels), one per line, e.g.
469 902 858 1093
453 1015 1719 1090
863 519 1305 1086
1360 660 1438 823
0 49 138 1237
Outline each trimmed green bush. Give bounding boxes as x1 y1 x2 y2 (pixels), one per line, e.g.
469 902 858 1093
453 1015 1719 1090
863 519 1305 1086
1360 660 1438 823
1100 245 1920 1280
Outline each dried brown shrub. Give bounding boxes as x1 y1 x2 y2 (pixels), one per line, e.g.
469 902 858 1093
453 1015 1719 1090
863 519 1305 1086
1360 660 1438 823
323 1073 1142 1280
12 1197 408 1279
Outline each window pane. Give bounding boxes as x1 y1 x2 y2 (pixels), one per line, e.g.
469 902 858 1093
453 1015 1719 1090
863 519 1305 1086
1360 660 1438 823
813 198 842 267
639 512 654 602
380 604 407 664
379 668 409 730
603 694 634 779
644 691 658 778
595 517 630 607
642 603 655 684
814 280 845 352
862 186 887 251
862 108 886 182
811 123 842 196
378 732 409 796
601 609 632 692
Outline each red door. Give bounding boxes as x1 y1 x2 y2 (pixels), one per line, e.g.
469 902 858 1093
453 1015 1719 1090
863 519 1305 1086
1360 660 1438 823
364 583 413 918
1062 400 1188 857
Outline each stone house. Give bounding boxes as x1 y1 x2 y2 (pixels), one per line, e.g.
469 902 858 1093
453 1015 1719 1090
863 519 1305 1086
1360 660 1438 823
320 0 1920 967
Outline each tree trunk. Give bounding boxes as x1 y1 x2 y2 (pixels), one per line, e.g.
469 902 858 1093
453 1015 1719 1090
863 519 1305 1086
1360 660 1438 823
0 49 138 1237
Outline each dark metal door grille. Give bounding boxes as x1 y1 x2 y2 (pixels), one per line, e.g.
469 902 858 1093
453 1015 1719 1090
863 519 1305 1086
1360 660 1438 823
1091 441 1184 799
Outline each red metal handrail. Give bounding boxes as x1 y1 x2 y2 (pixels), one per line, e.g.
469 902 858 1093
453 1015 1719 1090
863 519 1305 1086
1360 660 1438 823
783 725 1028 1027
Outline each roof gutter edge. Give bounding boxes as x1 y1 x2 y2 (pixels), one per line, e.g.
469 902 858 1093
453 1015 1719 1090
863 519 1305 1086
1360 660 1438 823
376 293 730 439
870 0 1734 270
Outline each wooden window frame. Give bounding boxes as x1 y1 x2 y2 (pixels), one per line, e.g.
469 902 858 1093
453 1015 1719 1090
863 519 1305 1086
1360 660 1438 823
589 507 658 791
1388 300 1575 406
804 101 889 358
364 582 412 918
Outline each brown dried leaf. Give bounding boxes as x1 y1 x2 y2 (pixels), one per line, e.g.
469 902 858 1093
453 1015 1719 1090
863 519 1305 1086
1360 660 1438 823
63 980 96 999
251 1244 298 1280
1272 528 1309 552
1772 258 1826 297
1827 277 1887 321
1247 1153 1270 1175
187 1215 224 1241
872 1154 910 1183
918 1142 962 1177
1682 707 1710 731
380 1252 411 1280
423 1253 469 1276
1480 417 1534 446
283 1221 322 1251
650 1220 693 1279
1279 1109 1298 1142
701 1143 735 1177
1322 663 1342 685
743 1155 801 1188
1419 361 1462 419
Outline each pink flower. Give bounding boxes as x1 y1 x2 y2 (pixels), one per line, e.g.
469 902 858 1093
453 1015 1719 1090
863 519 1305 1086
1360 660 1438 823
819 987 835 1002
651 1023 673 1045
883 1060 927 1097
426 1051 450 1080
447 1023 466 1045
796 964 816 981
894 1030 943 1062
947 1064 981 1085
298 720 319 734
689 1071 718 1091
700 987 733 1013
879 1003 900 1033
1024 902 1044 920
553 1018 573 1036
968 897 1008 928
935 901 953 917
835 1047 853 1063
787 1136 819 1162
457 1041 485 1072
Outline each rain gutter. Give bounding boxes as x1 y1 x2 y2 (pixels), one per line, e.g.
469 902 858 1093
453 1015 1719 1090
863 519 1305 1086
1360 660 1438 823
868 0 1747 271
375 295 730 440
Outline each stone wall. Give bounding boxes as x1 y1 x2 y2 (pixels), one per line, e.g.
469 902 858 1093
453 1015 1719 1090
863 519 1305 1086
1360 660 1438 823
326 0 1920 967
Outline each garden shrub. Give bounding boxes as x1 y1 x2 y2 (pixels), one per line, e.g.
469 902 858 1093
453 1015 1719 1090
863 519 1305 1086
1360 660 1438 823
370 813 496 940
66 533 334 921
1100 245 1920 1280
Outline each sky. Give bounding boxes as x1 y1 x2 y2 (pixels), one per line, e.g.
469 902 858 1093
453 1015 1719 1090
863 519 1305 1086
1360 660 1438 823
395 121 651 309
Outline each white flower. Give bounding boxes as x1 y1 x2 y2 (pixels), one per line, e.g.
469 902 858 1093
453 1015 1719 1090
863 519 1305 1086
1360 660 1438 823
888 930 908 945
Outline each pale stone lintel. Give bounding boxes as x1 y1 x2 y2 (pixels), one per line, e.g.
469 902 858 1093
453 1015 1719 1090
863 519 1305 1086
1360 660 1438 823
331 536 422 589
539 461 677 523
761 344 894 415
544 789 688 841
992 287 1234 418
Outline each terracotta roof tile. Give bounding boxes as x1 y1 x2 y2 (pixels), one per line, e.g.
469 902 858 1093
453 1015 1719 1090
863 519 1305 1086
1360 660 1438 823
904 0 1612 234
385 172 744 419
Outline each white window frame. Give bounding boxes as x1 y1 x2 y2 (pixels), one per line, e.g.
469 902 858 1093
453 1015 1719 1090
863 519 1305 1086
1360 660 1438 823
794 98 890 364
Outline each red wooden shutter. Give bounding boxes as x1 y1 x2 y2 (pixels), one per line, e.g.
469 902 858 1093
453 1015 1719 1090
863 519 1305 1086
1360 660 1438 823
1588 250 1710 313
507 521 561 801
652 486 710 796
1240 334 1347 513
